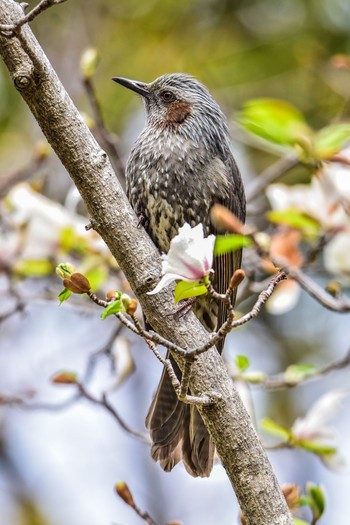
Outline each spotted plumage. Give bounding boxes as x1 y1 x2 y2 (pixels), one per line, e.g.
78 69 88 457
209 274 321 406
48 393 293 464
114 73 246 476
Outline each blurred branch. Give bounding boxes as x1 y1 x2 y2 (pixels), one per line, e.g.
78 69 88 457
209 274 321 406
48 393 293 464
83 75 126 189
257 349 350 391
0 145 50 198
76 382 149 443
284 265 350 312
246 153 300 202
0 0 66 33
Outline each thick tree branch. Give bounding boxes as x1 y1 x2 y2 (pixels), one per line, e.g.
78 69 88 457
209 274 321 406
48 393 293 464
0 2 293 523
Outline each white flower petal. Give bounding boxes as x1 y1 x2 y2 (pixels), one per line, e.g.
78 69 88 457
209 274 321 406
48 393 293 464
321 451 348 471
147 273 183 295
265 280 300 315
146 223 215 295
324 232 350 282
292 389 348 441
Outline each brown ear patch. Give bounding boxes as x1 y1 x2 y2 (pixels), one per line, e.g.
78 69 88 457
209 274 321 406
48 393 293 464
166 101 192 123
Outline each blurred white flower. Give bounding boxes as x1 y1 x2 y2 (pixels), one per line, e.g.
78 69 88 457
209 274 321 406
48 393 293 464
148 223 215 295
266 173 349 230
292 389 348 443
3 182 108 260
292 389 349 470
265 278 300 315
105 337 135 392
266 158 350 281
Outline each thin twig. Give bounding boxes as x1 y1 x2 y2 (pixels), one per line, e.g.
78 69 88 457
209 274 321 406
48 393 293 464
246 153 300 202
246 228 350 313
115 483 157 525
191 271 287 357
260 348 350 390
0 147 49 198
283 265 350 312
83 324 124 383
0 0 67 34
77 382 149 443
83 76 125 186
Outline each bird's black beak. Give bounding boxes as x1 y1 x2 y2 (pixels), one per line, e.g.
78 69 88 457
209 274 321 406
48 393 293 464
112 76 150 98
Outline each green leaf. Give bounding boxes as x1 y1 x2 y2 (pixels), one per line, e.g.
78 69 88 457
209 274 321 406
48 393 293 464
293 439 337 456
293 519 310 525
101 300 126 320
214 234 252 256
260 418 291 441
235 354 250 372
13 258 55 277
267 208 321 236
59 226 88 254
306 482 326 520
58 287 72 304
298 495 312 507
314 122 350 159
85 265 108 291
284 363 318 384
238 98 312 146
174 280 208 303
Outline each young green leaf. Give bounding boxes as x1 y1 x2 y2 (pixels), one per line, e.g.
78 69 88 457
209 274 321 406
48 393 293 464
85 265 108 291
260 418 291 441
59 226 88 254
58 288 72 304
235 354 250 372
314 122 350 159
174 280 208 303
101 300 126 320
306 483 326 520
267 208 321 236
284 363 318 384
14 258 55 277
238 98 312 146
293 519 310 525
214 234 252 256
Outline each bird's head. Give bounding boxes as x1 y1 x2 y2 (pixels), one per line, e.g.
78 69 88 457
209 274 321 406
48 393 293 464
113 73 229 138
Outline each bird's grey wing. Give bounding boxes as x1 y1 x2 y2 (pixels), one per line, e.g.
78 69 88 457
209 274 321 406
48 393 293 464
207 152 246 344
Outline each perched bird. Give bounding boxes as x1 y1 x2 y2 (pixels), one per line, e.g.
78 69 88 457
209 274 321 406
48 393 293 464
113 73 246 477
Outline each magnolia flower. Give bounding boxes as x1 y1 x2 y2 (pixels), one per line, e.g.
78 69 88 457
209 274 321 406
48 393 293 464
266 169 350 231
292 389 348 442
3 182 108 260
266 157 350 287
292 389 348 469
148 223 215 295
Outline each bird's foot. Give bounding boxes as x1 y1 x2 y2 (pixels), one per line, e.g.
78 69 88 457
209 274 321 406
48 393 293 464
178 392 221 406
137 212 149 230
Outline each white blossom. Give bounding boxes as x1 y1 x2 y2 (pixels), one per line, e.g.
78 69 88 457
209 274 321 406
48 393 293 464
266 159 350 282
292 389 348 443
148 223 215 295
3 182 108 260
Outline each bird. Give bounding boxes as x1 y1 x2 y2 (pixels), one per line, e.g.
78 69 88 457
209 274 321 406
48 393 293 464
113 73 246 477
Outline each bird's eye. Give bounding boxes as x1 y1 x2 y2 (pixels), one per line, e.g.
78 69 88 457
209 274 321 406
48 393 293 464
160 91 175 103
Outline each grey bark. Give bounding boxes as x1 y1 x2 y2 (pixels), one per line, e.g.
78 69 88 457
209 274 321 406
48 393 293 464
0 1 293 524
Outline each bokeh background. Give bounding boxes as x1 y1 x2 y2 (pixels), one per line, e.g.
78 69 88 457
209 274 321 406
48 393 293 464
1 1 350 524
